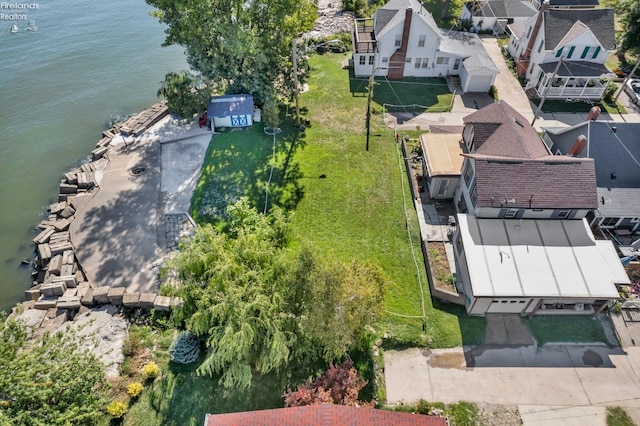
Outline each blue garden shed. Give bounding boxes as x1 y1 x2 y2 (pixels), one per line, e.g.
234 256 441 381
207 94 254 131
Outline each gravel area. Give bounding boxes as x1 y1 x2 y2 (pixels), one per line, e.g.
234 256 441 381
477 403 522 426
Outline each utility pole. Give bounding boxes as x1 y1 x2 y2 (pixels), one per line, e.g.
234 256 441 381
292 37 301 128
613 57 640 103
531 57 563 127
365 48 378 151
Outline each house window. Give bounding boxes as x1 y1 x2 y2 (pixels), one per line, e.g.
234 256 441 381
418 35 426 47
555 47 563 57
359 56 366 65
458 196 468 213
592 46 601 58
405 57 412 63
601 217 619 227
369 55 374 65
537 39 544 53
470 182 478 206
557 210 571 219
505 208 519 218
463 161 474 186
630 218 640 223
415 58 422 68
567 46 575 58
436 57 449 65
422 58 429 68
456 233 464 254
453 58 461 70
581 46 592 59
527 26 532 38
382 57 389 63
395 34 402 47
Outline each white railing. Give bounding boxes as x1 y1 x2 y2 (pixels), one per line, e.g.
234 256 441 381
540 86 606 99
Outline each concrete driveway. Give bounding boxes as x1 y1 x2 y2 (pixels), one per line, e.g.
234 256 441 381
385 314 640 425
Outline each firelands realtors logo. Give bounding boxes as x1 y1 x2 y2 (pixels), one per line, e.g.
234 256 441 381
1 2 39 21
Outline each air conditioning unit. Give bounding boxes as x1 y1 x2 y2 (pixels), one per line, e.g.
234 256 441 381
574 303 584 311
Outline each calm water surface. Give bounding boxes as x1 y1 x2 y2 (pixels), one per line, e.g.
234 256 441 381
0 0 187 311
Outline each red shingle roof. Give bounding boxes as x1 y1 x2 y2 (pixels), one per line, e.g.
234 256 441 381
463 101 549 159
205 405 448 426
472 156 598 209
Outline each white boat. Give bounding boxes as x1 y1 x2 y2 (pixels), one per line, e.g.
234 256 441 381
9 23 19 33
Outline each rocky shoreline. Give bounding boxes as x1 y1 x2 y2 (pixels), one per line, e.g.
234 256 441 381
9 102 183 376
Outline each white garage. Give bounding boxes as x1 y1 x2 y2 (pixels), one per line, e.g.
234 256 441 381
460 54 499 93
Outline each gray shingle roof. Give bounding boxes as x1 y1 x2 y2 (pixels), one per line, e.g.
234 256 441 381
544 8 615 51
463 101 550 158
208 95 254 117
473 156 598 209
539 61 612 77
465 0 537 19
549 0 599 6
544 122 640 218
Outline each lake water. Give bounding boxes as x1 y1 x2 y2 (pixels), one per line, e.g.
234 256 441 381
0 0 187 311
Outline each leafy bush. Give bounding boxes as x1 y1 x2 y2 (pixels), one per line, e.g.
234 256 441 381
169 330 200 364
488 85 499 101
127 382 144 398
603 79 618 103
106 401 128 418
141 362 160 380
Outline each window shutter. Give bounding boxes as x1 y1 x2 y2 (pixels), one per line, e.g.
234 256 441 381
580 47 589 59
592 46 601 59
555 47 563 57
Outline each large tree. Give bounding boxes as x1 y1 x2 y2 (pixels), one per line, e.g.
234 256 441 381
0 319 107 425
617 0 640 59
168 199 387 389
146 0 317 104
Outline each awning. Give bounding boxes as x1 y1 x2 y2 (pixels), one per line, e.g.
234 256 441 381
539 61 612 78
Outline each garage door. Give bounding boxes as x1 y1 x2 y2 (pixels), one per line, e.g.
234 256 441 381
465 75 493 93
486 299 527 314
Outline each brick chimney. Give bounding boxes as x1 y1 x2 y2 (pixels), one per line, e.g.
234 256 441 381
567 135 587 156
388 7 413 79
517 1 549 79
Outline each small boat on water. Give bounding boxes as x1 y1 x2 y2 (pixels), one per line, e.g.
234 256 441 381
9 23 19 33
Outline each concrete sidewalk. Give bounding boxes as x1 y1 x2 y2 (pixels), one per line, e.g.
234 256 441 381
385 346 640 425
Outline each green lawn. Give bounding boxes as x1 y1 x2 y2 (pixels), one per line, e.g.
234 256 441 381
524 315 609 346
532 99 627 114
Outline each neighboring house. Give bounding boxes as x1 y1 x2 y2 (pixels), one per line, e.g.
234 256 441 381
204 405 448 426
528 0 599 9
207 95 254 132
460 0 537 35
449 101 627 316
420 127 465 200
352 0 498 93
543 121 640 235
506 6 615 100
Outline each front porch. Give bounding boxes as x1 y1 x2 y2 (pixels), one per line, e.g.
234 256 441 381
526 60 613 100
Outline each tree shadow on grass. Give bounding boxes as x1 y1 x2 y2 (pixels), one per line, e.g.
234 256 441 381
189 123 307 225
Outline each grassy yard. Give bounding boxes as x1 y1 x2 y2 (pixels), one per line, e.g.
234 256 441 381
531 99 627 114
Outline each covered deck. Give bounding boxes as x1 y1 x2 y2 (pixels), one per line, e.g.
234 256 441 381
527 61 613 99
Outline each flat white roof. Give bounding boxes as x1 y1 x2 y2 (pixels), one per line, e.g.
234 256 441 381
421 133 464 176
458 215 628 299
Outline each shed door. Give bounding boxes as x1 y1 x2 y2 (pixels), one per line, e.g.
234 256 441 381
465 75 493 93
230 115 248 126
486 299 527 314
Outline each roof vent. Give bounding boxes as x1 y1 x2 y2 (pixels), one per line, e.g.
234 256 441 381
611 126 617 133
611 173 617 180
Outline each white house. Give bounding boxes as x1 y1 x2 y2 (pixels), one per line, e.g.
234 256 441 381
506 6 615 100
207 95 254 132
352 0 498 93
460 0 537 35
